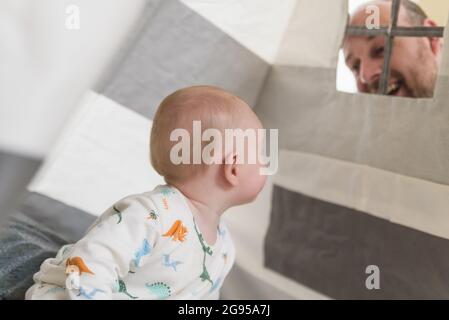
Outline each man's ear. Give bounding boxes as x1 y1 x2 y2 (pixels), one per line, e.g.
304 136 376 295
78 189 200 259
423 18 443 56
223 153 238 186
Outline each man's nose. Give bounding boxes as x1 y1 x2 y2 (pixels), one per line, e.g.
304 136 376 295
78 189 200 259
359 60 382 85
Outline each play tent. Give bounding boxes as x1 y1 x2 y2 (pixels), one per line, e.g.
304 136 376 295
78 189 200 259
1 0 449 299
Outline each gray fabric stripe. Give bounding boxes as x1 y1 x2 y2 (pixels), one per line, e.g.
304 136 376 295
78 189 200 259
220 263 295 300
97 0 269 118
94 0 164 96
15 192 96 243
0 150 41 224
255 65 449 185
265 185 449 299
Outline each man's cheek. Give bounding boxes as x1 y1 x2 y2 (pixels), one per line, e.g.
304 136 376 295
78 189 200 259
357 81 367 92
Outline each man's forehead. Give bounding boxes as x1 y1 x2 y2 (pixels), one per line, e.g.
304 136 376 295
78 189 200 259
349 1 409 27
343 36 376 60
344 1 412 57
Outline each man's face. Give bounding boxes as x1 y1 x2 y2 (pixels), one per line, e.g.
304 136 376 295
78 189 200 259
343 2 441 98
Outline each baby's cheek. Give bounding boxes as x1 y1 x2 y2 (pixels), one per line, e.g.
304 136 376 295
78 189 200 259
256 169 267 192
247 164 267 197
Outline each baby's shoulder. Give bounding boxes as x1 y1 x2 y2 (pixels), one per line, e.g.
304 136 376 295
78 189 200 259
109 192 158 219
141 185 193 230
96 185 196 245
107 186 184 225
90 189 158 229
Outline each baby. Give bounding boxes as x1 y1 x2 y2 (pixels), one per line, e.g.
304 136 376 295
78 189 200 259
26 86 267 300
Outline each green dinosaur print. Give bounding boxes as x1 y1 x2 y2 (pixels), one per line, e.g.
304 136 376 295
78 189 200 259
115 279 137 299
160 187 175 197
199 267 213 285
198 234 213 255
193 219 214 286
148 209 158 220
112 205 122 224
145 282 172 299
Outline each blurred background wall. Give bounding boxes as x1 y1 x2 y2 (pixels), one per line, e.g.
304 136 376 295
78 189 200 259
419 0 449 26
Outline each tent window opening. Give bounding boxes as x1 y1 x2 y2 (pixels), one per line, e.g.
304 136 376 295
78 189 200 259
338 0 446 98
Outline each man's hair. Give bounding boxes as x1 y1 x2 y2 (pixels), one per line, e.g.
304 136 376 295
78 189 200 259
381 0 428 25
399 0 428 25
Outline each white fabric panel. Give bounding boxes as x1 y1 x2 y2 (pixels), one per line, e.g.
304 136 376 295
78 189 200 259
275 0 347 67
348 0 373 13
0 0 145 157
29 91 164 216
222 178 329 299
180 0 296 63
275 150 449 240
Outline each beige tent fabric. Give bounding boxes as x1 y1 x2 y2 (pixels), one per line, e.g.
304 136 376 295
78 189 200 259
274 150 449 240
418 0 449 26
275 0 347 68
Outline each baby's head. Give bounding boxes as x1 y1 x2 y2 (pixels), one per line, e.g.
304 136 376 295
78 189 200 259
150 86 266 207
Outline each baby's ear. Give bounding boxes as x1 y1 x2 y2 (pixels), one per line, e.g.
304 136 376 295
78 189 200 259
223 152 239 186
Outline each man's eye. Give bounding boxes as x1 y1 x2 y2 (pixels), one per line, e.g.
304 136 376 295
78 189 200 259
352 62 360 74
374 47 385 56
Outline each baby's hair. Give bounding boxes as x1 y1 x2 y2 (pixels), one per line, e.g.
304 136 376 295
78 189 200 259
150 86 252 184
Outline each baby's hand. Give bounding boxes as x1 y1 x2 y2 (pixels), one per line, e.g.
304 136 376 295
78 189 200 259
65 265 81 290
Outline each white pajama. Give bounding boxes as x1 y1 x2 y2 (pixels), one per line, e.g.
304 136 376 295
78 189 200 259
26 185 235 300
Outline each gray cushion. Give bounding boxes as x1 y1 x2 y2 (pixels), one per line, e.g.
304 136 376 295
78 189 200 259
0 192 96 300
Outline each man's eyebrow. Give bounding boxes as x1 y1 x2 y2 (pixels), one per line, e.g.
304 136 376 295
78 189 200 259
345 35 377 64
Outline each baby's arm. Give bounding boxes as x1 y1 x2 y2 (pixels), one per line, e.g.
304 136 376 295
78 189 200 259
61 194 160 299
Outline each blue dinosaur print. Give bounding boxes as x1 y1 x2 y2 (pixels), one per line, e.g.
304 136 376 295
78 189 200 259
162 254 183 272
209 277 222 293
218 226 226 238
77 287 106 299
133 239 152 267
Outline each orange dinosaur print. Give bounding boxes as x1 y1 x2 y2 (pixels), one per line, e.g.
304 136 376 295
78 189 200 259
162 198 169 210
66 256 95 275
163 220 188 242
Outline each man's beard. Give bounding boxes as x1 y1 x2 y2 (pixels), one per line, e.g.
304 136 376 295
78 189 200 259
365 47 438 98
409 46 438 98
365 71 411 96
365 68 437 98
